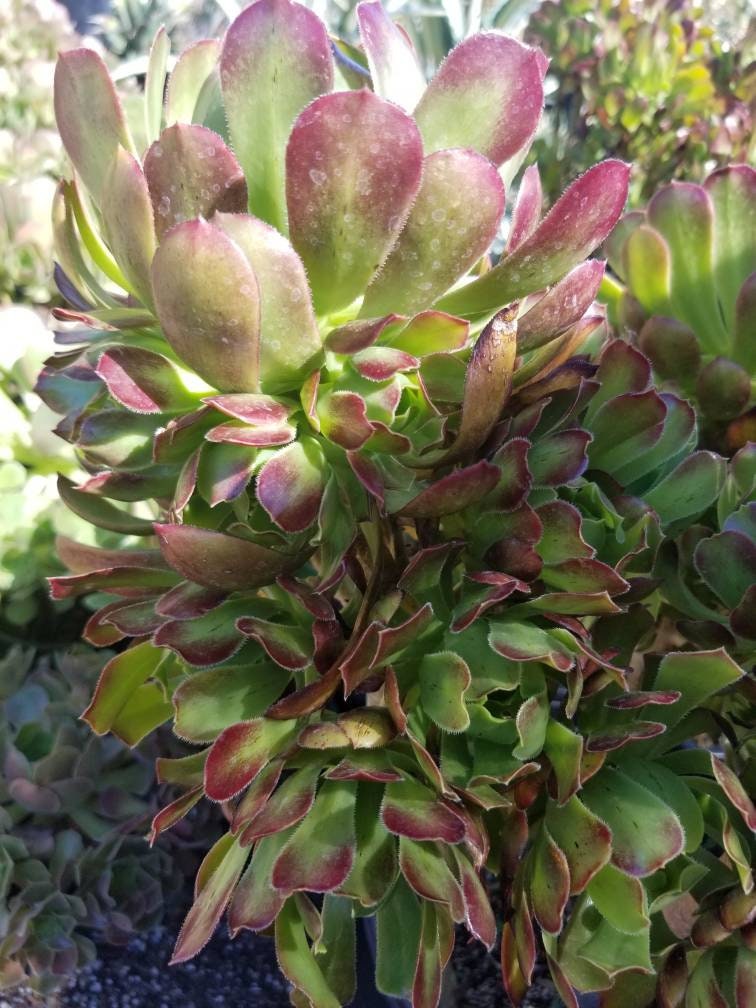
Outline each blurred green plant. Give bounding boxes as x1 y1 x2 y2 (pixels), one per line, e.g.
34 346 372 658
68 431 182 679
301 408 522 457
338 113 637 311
0 306 103 648
602 165 756 455
526 0 755 205
0 645 181 995
0 0 81 304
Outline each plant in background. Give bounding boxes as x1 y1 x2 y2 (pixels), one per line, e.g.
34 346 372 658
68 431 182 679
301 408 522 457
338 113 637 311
39 1 754 1005
525 0 754 205
602 165 756 455
0 645 182 994
0 0 81 304
0 305 104 648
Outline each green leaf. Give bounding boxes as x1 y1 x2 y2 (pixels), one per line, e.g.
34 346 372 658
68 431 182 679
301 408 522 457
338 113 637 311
587 862 649 934
173 663 287 743
643 649 744 755
82 642 164 735
272 781 357 894
418 651 471 733
221 0 334 232
376 877 422 998
172 835 249 962
577 915 652 977
275 899 340 1008
581 767 684 877
315 896 356 1005
645 451 726 528
144 27 170 146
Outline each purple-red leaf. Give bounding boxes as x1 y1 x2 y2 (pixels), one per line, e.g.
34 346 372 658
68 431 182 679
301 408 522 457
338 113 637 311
272 781 356 894
517 260 604 353
154 523 299 591
221 0 334 232
439 160 630 317
204 719 297 802
151 219 260 393
507 165 542 252
144 124 246 240
256 439 326 532
171 835 249 962
361 148 504 317
382 780 466 843
96 346 197 414
397 461 500 517
414 34 544 168
286 90 423 314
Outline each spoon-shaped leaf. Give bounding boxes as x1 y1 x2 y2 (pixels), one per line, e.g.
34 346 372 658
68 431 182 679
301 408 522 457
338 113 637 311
414 33 544 168
221 0 333 232
439 160 630 318
54 48 133 203
357 1 426 112
154 523 299 590
287 90 423 314
213 212 321 391
361 148 504 317
144 124 247 241
151 218 260 392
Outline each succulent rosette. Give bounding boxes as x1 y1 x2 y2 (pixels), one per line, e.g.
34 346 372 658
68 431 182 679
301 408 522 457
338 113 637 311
0 647 179 994
38 2 755 1006
604 164 756 452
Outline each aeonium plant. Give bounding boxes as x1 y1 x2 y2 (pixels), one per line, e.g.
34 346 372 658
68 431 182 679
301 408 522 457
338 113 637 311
38 1 754 1005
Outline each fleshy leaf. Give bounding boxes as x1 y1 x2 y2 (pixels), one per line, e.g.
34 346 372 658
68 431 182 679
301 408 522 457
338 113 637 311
361 148 504 317
54 48 133 203
453 849 496 949
102 149 156 308
82 642 164 735
241 764 320 844
256 439 326 532
286 89 423 314
530 826 570 934
221 0 334 232
647 181 728 351
517 260 605 353
166 38 221 126
507 165 542 252
645 451 726 527
705 166 756 333
96 347 197 414
272 781 356 894
382 779 466 843
174 664 287 742
694 531 756 610
436 307 517 464
151 219 261 393
154 600 249 667
439 160 630 317
418 651 471 732
397 461 500 517
172 835 249 962
144 124 247 241
204 719 296 802
212 212 322 391
546 795 612 895
414 33 544 167
229 831 291 935
154 523 299 591
398 838 465 921
357 1 426 112
275 899 340 1008
581 767 684 877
